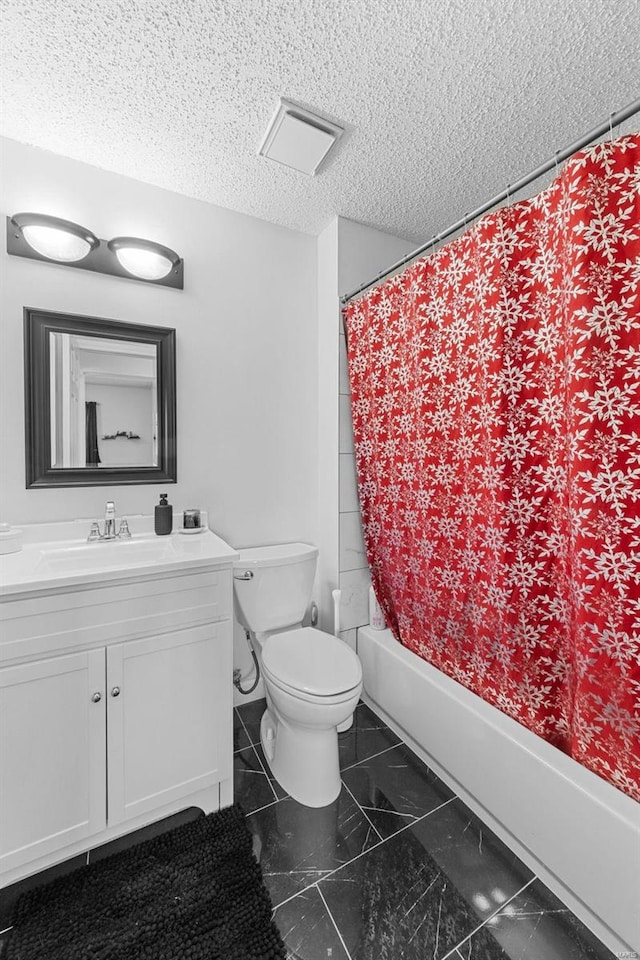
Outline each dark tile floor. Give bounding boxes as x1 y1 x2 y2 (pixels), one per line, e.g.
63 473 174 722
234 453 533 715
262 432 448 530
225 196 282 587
235 698 618 960
0 699 620 959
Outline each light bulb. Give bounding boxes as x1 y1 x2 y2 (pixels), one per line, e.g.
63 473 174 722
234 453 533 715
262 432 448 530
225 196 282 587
108 237 180 281
114 246 173 280
21 223 93 262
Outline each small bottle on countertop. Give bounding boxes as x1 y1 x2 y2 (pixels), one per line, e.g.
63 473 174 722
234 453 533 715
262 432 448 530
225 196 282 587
154 493 173 536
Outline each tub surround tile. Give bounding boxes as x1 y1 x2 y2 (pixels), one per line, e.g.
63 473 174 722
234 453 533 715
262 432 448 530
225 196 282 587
339 702 402 770
339 627 358 652
451 879 617 960
341 741 456 838
339 510 367 571
337 566 371 631
339 333 350 395
274 885 351 960
339 453 360 513
248 785 379 907
234 744 278 814
339 394 355 454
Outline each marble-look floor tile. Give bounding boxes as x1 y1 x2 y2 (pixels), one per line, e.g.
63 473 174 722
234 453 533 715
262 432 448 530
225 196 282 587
254 741 289 800
274 885 351 960
233 706 251 752
339 702 401 770
408 797 534 912
319 797 534 960
236 696 266 747
234 744 278 814
248 785 380 908
452 879 617 960
342 741 456 838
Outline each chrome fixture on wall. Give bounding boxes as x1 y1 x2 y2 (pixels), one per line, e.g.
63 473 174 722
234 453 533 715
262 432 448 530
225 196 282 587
7 212 183 289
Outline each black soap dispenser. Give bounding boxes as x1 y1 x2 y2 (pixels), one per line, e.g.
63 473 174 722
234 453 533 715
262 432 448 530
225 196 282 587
155 493 173 536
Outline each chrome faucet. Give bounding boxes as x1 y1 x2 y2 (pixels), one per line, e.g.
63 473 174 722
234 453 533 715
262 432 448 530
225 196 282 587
103 501 117 539
87 502 132 542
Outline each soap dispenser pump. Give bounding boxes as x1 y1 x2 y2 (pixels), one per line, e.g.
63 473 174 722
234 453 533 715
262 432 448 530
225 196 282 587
155 493 173 536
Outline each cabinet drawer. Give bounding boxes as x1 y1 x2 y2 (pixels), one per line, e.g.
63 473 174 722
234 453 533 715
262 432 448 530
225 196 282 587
0 567 232 664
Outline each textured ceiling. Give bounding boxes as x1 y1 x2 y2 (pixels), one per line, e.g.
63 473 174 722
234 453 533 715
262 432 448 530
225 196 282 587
1 0 639 243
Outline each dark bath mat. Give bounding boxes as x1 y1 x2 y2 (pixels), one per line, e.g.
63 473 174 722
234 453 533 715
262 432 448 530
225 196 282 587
5 804 286 960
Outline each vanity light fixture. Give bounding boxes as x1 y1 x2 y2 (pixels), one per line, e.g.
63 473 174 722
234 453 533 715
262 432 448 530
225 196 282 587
7 212 184 289
10 213 99 262
107 237 181 281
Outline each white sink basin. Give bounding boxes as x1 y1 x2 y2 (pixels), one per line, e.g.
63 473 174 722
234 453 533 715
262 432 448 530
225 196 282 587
0 526 239 597
39 537 178 573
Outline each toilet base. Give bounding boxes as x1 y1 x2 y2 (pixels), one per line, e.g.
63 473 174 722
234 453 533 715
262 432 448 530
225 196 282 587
260 708 342 808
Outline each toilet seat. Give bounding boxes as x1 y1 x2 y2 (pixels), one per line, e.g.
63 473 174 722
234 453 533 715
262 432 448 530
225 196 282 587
262 665 361 706
261 627 362 697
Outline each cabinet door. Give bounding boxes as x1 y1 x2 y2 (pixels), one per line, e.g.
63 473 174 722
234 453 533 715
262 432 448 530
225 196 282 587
0 649 106 874
106 621 231 825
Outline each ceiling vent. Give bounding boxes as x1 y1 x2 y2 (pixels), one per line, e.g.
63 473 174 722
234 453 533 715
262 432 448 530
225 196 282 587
258 99 344 176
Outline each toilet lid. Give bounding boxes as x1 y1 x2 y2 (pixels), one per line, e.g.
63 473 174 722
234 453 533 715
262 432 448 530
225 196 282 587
262 627 362 697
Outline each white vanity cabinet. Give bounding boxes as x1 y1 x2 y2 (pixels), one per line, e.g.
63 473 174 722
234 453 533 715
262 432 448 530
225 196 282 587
0 649 107 874
0 531 237 889
106 622 230 826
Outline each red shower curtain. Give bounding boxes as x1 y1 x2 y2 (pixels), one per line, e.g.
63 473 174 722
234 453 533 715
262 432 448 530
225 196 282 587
345 134 640 802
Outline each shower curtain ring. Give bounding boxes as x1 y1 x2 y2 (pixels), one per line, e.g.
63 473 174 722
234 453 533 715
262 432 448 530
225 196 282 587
609 113 615 141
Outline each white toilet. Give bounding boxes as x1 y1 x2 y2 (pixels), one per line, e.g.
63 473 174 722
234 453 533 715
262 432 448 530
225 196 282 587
233 542 363 808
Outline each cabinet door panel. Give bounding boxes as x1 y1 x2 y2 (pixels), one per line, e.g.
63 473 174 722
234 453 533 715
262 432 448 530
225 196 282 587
0 650 106 873
107 622 231 825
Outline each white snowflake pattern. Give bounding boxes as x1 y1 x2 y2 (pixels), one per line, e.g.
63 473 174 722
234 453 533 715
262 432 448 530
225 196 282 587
345 134 640 802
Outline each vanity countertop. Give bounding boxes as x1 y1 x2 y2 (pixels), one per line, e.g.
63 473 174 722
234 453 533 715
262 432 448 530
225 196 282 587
0 520 238 599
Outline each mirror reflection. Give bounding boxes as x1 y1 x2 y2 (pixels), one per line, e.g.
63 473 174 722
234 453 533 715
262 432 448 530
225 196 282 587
24 308 176 489
49 333 158 469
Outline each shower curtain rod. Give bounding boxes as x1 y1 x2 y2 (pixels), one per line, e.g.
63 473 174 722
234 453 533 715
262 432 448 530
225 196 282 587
341 96 640 306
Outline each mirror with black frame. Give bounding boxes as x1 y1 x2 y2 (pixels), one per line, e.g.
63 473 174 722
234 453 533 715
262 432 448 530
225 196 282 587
24 308 176 488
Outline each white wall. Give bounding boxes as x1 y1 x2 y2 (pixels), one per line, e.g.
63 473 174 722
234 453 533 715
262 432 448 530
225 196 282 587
0 137 318 554
316 216 414 642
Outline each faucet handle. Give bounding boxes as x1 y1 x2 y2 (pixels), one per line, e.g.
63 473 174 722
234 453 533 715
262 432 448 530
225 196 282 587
87 521 102 542
117 519 132 539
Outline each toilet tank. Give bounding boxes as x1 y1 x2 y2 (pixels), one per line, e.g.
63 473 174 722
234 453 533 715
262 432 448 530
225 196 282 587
233 542 318 635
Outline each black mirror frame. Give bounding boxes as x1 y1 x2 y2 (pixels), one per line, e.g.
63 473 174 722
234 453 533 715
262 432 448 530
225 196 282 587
24 308 177 488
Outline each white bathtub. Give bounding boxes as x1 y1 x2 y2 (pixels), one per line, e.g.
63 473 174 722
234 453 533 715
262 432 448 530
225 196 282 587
358 625 640 954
